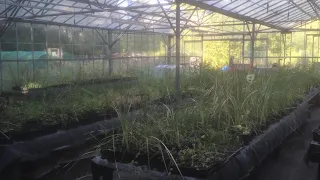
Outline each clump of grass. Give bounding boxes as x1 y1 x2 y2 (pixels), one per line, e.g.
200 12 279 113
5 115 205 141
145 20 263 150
0 75 172 132
103 67 320 170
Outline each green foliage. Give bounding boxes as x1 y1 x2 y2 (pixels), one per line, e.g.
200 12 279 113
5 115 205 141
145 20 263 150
104 67 320 169
203 41 229 68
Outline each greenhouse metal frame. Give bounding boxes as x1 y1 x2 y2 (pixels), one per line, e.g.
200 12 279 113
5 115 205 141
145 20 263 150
1 0 320 92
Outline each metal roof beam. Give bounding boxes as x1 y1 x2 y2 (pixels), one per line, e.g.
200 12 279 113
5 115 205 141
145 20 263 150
287 0 313 18
9 17 172 34
181 0 287 31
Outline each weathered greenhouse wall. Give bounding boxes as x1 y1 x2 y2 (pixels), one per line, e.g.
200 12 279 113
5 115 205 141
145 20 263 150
183 21 320 69
0 23 201 90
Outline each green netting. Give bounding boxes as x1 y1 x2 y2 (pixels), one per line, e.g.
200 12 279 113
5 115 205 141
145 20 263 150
0 51 48 60
62 52 74 59
0 51 75 60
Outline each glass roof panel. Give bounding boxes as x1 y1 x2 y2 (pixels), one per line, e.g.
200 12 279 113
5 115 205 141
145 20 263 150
1 0 319 34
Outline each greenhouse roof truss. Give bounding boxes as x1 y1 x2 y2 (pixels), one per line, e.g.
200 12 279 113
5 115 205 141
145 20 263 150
0 0 319 36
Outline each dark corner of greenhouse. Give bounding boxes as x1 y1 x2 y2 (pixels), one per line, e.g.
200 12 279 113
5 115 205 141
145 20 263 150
2 1 320 180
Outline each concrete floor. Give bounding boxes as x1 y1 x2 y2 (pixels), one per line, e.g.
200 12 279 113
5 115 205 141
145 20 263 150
250 108 320 180
40 108 320 180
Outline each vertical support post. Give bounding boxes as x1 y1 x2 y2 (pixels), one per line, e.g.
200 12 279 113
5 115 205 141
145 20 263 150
175 0 181 95
304 24 307 63
58 26 62 76
81 28 84 79
250 23 255 68
107 30 113 76
200 34 203 74
290 33 292 64
242 34 245 65
16 23 19 82
266 34 269 67
140 34 143 75
0 40 2 90
242 24 245 64
318 21 320 63
284 34 287 65
318 35 320 63
280 33 282 66
71 27 74 58
119 33 122 74
153 33 155 72
31 23 35 81
126 33 129 74
167 35 172 64
45 25 49 75
313 35 315 63
228 41 231 60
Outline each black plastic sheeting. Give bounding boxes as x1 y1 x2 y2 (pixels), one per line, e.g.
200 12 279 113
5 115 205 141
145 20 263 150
0 113 129 177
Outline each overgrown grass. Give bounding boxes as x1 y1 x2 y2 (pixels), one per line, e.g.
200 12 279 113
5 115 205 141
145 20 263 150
2 65 320 169
0 75 175 132
104 67 320 170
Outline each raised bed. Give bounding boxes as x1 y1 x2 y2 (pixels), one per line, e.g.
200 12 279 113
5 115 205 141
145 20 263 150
1 76 137 100
0 90 146 144
91 87 320 180
0 77 139 144
0 108 119 144
0 114 127 180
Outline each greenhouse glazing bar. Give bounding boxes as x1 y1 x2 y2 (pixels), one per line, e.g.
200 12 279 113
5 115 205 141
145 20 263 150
108 30 112 76
168 35 172 64
181 0 287 31
176 0 181 94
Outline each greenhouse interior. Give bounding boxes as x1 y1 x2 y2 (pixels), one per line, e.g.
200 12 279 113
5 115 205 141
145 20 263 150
2 0 320 180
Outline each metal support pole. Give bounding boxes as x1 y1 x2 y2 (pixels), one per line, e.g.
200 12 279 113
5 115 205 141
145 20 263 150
284 34 287 65
126 33 129 74
16 23 19 82
251 23 255 68
200 34 203 74
0 41 2 90
175 0 181 95
242 24 245 64
119 33 122 74
31 23 35 80
45 24 48 75
167 35 172 64
140 34 142 75
81 28 84 79
280 33 282 66
304 24 307 63
228 41 231 61
107 30 113 76
313 35 315 63
58 26 62 76
318 35 320 63
318 21 320 63
153 33 155 69
290 33 292 64
92 29 95 69
266 34 269 67
242 33 245 64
